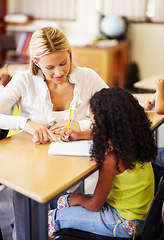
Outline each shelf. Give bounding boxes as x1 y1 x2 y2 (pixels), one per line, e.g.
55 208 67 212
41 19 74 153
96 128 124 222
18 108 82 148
6 20 59 32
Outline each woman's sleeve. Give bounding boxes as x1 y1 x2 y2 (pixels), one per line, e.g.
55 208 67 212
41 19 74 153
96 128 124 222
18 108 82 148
77 118 91 131
0 85 4 92
0 114 28 130
0 74 28 130
86 68 109 94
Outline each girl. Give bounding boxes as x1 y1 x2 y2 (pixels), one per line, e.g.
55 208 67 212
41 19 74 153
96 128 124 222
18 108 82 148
48 87 157 239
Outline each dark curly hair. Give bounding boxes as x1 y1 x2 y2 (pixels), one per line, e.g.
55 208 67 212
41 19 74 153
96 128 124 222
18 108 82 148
89 87 157 170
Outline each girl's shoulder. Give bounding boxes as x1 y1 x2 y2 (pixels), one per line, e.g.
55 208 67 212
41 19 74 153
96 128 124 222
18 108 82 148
103 152 125 175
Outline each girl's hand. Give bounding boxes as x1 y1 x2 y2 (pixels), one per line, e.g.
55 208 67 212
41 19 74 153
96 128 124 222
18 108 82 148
60 129 81 142
155 78 164 93
49 121 80 134
68 193 84 206
144 100 154 110
154 78 164 114
24 120 58 144
144 92 157 110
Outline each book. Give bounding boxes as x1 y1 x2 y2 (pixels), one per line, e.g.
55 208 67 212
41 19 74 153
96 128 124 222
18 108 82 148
21 33 32 55
16 32 32 55
16 33 28 54
48 140 93 156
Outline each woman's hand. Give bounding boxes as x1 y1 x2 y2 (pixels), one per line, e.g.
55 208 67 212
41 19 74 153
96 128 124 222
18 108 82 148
24 120 58 144
49 120 80 134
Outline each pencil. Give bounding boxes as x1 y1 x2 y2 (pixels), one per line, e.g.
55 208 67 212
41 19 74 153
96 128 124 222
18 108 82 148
67 106 72 131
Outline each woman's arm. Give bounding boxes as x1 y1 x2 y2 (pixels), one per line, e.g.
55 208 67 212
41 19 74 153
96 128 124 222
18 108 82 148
155 78 164 114
68 153 117 211
24 119 58 144
0 74 58 143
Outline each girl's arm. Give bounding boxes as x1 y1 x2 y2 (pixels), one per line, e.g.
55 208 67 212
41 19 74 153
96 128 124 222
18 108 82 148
155 78 164 114
68 153 117 211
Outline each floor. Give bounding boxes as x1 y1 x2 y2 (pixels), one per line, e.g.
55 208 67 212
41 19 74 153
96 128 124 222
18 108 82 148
0 187 14 240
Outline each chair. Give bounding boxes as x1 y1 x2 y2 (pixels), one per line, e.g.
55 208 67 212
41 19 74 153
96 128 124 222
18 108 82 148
0 129 9 140
0 129 9 240
0 228 3 240
54 179 164 240
152 163 164 194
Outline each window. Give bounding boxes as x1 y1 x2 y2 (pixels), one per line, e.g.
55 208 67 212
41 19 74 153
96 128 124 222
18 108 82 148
13 0 76 21
103 0 164 23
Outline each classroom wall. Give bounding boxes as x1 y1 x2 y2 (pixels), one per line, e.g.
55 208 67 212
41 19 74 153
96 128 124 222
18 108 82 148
129 23 164 79
7 0 164 80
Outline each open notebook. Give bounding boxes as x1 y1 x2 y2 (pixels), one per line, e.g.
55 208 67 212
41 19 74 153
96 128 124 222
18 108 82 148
48 140 93 156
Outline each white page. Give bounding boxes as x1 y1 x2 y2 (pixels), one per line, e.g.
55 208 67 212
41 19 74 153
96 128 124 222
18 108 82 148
48 140 93 156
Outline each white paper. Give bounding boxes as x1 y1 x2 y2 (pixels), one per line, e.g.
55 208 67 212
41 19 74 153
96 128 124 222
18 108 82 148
48 140 93 156
146 107 155 113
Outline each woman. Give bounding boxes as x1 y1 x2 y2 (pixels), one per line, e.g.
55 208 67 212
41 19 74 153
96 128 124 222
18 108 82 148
0 27 108 144
0 26 108 240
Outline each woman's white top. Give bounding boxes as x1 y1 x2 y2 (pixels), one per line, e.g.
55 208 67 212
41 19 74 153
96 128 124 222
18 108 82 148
0 67 108 131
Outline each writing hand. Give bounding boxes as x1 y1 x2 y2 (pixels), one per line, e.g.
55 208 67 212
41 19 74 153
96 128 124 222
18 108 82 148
144 92 157 111
60 129 81 142
24 120 58 144
144 100 155 110
49 120 80 134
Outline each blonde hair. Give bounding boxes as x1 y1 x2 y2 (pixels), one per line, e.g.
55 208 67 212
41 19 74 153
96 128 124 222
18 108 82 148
29 26 75 75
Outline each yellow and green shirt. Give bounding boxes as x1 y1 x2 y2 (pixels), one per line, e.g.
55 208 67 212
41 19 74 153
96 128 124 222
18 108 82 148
106 162 154 221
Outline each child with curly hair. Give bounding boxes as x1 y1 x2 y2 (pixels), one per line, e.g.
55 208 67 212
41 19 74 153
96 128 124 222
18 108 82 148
48 87 157 239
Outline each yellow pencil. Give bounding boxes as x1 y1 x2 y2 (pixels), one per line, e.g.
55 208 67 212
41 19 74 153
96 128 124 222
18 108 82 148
67 106 72 131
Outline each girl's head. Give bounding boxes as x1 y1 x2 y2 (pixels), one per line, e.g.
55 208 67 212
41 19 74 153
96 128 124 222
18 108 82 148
89 87 157 169
29 27 75 76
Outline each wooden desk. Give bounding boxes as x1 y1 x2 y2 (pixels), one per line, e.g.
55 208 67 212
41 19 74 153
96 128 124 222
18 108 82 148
0 64 29 76
133 93 164 131
0 132 98 239
134 75 163 91
0 96 163 239
72 41 129 88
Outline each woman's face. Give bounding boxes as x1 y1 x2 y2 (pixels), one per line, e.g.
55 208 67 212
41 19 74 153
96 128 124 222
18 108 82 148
35 51 71 84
